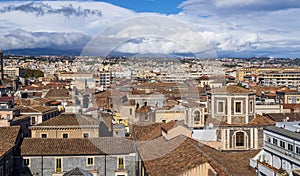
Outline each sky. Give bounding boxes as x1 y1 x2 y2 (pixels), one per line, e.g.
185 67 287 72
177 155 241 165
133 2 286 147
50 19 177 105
0 0 300 58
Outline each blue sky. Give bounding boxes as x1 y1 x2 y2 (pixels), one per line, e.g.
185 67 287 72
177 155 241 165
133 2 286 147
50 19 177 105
98 0 183 14
0 0 300 58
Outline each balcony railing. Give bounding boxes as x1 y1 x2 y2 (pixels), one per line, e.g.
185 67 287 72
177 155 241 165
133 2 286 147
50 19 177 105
265 142 300 161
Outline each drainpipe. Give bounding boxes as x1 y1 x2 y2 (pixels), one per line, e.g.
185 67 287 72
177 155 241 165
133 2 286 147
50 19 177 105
41 156 43 176
104 154 107 176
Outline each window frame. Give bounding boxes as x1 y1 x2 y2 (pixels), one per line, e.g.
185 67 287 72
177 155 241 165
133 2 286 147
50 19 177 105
62 133 69 138
23 158 30 167
288 143 293 152
86 157 94 166
118 157 125 169
216 100 225 114
273 138 278 145
280 141 286 149
41 133 47 138
296 146 300 154
193 110 200 122
55 158 62 172
83 132 89 138
249 100 254 113
234 101 243 114
235 132 245 147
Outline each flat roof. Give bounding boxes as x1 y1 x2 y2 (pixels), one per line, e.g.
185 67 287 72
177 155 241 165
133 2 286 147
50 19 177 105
264 125 300 141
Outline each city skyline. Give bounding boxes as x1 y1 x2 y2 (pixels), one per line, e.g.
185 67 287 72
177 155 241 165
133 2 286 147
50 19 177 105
0 0 300 58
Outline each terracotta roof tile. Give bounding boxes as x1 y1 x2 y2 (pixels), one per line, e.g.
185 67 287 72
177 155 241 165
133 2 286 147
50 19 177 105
33 113 99 127
133 121 180 141
45 89 71 99
266 113 300 122
21 137 135 156
21 138 104 156
0 141 14 157
0 126 20 144
20 105 57 113
210 85 253 94
138 135 258 176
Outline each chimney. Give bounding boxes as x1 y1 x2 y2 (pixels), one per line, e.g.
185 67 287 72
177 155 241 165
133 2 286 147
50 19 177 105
0 50 3 85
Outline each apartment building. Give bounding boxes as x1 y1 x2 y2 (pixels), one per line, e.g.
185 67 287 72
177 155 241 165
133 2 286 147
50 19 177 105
250 121 300 176
15 138 137 176
30 113 101 139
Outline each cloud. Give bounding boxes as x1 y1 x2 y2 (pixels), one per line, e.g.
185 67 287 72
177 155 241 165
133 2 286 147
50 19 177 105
0 2 102 17
178 0 300 16
0 28 91 50
0 1 300 57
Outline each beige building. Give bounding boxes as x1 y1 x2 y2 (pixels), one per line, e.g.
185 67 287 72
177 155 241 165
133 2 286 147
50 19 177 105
30 113 100 138
20 105 60 125
206 85 275 151
155 107 185 123
134 122 258 176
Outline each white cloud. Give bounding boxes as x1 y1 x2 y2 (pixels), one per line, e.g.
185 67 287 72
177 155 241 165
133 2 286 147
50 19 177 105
0 28 90 50
0 1 300 57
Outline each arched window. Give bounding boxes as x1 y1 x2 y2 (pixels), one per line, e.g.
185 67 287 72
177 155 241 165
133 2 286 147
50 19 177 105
236 132 245 147
194 110 200 123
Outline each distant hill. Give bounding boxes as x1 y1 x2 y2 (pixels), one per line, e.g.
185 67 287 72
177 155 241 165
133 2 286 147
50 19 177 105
4 48 82 56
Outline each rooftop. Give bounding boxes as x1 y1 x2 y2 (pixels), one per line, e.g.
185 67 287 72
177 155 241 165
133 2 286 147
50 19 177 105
209 85 254 94
138 135 258 176
21 137 135 156
0 126 20 156
32 113 99 127
266 113 300 122
264 123 300 141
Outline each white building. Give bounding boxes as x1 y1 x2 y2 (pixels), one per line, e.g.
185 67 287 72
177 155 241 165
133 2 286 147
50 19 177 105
250 121 300 176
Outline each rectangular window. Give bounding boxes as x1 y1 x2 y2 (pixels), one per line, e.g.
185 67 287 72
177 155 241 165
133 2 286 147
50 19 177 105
62 133 68 138
83 133 89 138
217 101 224 114
87 157 94 166
41 134 47 138
235 102 242 113
296 146 300 154
56 158 62 172
129 108 132 115
273 138 278 145
280 141 285 148
249 100 253 113
118 157 124 169
31 117 36 125
6 114 11 120
288 143 293 152
266 136 271 143
23 159 30 167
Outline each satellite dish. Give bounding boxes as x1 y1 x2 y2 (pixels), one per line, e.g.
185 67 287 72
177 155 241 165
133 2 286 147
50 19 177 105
208 123 214 129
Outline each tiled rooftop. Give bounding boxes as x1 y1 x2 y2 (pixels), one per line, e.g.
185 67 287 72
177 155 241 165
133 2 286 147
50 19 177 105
20 105 57 113
205 114 275 127
45 88 71 99
0 126 20 144
0 126 20 156
133 121 182 141
138 135 258 176
266 113 300 122
21 137 135 156
209 85 253 94
33 113 99 127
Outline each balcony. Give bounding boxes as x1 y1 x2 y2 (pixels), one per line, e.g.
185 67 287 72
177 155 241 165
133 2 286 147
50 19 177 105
265 142 300 161
256 161 286 176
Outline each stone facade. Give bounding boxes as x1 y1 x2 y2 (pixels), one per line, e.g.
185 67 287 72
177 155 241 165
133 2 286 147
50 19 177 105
15 155 136 176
